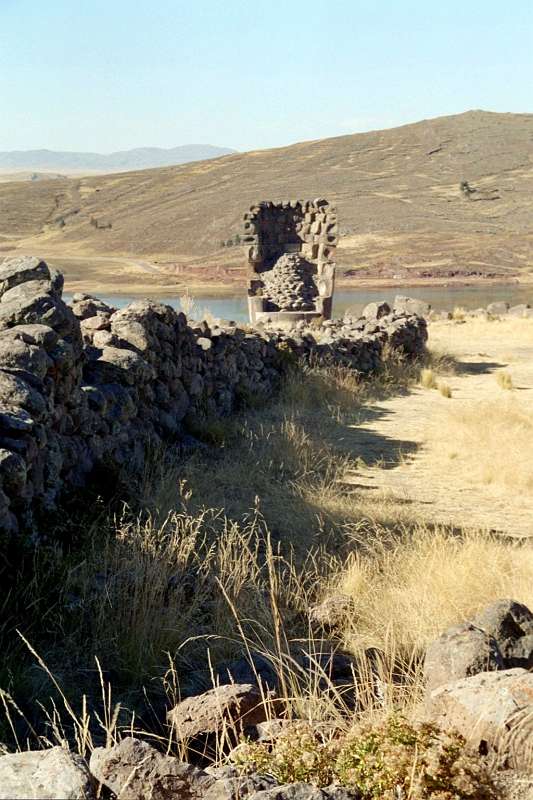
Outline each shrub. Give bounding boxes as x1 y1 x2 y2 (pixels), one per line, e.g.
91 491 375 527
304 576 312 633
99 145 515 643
235 716 497 798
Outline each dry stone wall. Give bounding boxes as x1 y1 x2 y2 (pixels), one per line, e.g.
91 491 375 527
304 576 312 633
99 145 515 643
0 257 427 535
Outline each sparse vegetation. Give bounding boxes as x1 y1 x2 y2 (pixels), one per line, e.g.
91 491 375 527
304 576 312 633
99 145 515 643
1 319 532 798
420 367 437 388
496 371 514 390
235 716 498 798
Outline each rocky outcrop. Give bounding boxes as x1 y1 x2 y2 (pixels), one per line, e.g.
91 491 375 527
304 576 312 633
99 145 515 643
0 256 427 536
0 746 93 800
90 738 218 799
424 599 533 691
424 622 504 692
425 669 533 768
167 683 270 742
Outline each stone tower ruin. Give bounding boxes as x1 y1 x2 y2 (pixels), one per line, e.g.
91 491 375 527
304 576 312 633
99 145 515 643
242 199 338 325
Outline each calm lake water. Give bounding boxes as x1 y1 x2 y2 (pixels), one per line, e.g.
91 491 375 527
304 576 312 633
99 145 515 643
67 284 533 323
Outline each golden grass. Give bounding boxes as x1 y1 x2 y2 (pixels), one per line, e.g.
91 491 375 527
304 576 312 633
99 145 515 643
496 371 514 390
420 367 437 389
437 381 452 398
336 527 533 655
427 397 533 493
2 338 532 781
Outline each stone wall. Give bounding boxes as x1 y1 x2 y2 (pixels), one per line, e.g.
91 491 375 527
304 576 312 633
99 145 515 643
0 257 427 535
244 199 338 323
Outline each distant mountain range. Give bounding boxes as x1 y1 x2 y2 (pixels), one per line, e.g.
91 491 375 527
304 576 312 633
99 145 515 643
0 145 237 173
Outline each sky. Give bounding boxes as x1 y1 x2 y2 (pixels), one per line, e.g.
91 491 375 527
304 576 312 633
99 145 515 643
1 0 532 153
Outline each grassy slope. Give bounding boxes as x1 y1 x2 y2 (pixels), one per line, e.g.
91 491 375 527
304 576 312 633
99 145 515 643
1 110 533 290
2 320 532 772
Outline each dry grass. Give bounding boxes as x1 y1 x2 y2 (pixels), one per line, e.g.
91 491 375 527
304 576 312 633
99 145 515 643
335 527 533 655
427 398 533 494
438 381 452 398
420 367 437 389
1 342 532 788
2 111 533 289
496 371 514 390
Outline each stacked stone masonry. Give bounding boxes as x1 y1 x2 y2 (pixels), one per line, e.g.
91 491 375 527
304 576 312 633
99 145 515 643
0 257 427 535
244 199 338 323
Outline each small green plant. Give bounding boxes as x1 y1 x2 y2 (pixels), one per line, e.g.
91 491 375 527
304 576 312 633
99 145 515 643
235 716 497 798
336 716 496 799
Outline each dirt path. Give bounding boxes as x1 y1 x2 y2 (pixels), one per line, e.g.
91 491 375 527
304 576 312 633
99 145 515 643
343 318 533 538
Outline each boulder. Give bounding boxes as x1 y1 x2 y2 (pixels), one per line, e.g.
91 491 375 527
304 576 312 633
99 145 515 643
424 621 504 691
0 323 58 351
0 371 47 417
167 683 270 741
89 737 215 800
71 297 114 320
487 301 510 316
361 301 391 319
425 669 533 767
0 256 50 297
473 599 533 669
205 765 277 797
507 304 531 318
0 746 93 799
393 295 431 317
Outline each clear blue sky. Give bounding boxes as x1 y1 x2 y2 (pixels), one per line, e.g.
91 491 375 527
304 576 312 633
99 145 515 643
1 0 532 153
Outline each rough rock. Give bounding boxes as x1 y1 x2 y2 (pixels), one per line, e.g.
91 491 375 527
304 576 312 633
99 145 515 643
261 254 318 312
0 258 427 535
217 654 279 691
473 599 533 670
0 746 93 799
487 300 510 316
362 301 391 319
167 683 271 741
0 255 51 296
425 668 533 767
507 304 531 318
205 766 277 797
89 737 215 800
424 621 504 691
393 295 431 317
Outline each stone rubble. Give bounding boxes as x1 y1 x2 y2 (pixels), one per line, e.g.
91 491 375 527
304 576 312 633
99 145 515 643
2 601 531 799
261 253 318 312
0 256 427 536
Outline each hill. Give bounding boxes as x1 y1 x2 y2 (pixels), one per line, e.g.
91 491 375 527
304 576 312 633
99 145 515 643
1 110 533 292
0 144 236 174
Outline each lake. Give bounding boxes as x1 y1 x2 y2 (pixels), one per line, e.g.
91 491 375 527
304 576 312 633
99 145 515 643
66 284 533 323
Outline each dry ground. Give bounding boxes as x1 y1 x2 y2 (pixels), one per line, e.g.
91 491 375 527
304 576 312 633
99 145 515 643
2 110 533 292
343 317 533 537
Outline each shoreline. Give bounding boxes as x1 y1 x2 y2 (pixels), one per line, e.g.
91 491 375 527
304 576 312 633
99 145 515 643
62 274 529 298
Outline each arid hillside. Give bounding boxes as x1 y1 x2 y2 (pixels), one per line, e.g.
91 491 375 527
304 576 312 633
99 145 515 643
2 110 533 290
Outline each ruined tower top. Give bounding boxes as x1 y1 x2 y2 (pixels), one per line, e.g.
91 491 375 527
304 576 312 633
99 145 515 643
242 199 339 325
